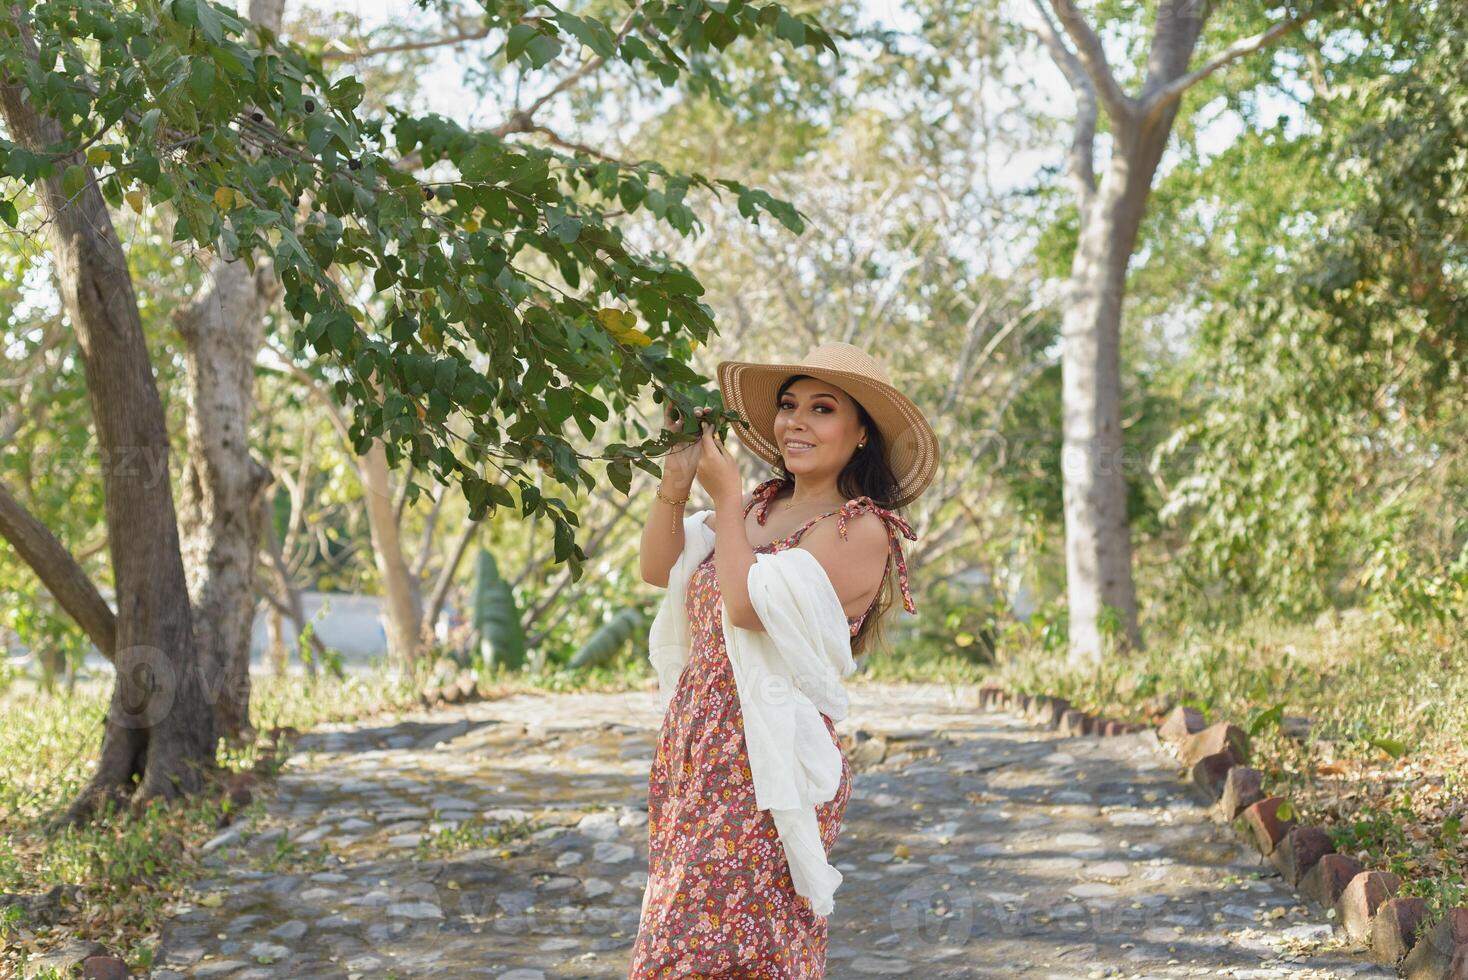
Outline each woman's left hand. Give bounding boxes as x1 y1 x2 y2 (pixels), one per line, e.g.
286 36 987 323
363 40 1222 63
694 423 742 509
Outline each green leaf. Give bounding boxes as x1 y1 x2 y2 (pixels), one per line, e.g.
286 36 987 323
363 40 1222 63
432 357 458 392
194 0 224 43
0 200 17 227
138 108 162 142
553 518 573 562
189 57 216 102
704 12 739 49
545 385 574 426
1368 736 1408 759
524 34 562 69
775 9 805 45
328 76 364 111
326 311 353 352
390 314 417 344
557 13 615 58
506 23 537 62
61 164 87 200
607 457 631 494
662 270 704 296
546 206 581 243
1274 800 1296 822
1248 703 1284 737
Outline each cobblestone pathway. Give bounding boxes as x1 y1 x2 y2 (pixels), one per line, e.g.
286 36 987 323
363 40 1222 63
150 683 1393 979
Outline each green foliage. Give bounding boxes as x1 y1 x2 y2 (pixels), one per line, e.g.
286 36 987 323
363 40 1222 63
472 547 526 670
0 670 419 967
1133 0 1468 631
568 606 643 669
0 0 836 580
413 814 538 859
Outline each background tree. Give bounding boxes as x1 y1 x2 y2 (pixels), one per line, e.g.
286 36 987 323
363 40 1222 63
1023 0 1347 665
0 0 837 819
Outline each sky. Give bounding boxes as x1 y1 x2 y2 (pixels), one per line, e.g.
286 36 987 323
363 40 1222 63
289 0 1311 149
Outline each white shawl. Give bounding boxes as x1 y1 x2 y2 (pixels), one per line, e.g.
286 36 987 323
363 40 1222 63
646 508 857 917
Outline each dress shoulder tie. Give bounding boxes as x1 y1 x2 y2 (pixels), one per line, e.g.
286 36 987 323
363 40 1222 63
835 497 918 614
747 477 788 524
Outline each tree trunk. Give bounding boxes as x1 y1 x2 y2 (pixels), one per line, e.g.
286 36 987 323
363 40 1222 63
175 258 279 741
168 0 287 742
0 477 117 658
0 26 216 822
361 440 424 667
424 517 480 641
260 497 319 674
171 0 286 738
1060 169 1148 665
266 601 287 674
1058 0 1206 668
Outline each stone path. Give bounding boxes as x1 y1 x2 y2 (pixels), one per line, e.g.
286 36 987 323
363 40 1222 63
150 683 1394 978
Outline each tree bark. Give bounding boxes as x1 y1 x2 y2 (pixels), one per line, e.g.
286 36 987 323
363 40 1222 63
171 0 286 740
266 600 287 675
0 22 216 821
259 495 318 673
0 477 117 659
424 517 480 642
1060 166 1149 665
1046 0 1210 667
174 258 278 741
361 440 425 667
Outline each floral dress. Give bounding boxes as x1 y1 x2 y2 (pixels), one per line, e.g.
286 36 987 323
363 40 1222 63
628 479 917 979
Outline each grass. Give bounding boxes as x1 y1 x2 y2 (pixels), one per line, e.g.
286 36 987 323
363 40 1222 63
993 608 1468 914
413 814 541 860
0 668 417 975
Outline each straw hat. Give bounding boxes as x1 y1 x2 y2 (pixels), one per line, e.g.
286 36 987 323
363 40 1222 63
716 342 939 509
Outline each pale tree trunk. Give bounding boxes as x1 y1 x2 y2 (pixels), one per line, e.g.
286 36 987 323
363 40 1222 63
0 20 215 822
279 360 431 668
361 440 424 667
174 260 279 740
424 517 481 642
1030 0 1313 667
172 0 286 742
259 496 319 672
266 602 288 675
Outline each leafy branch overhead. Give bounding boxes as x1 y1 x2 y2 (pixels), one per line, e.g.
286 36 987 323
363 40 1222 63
0 0 836 578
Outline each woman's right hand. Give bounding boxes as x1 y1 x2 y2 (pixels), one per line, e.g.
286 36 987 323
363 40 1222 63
660 401 708 490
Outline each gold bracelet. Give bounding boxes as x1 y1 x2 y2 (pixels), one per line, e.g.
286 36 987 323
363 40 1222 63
656 487 688 535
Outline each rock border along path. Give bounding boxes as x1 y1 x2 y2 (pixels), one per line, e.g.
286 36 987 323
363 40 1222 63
149 683 1394 978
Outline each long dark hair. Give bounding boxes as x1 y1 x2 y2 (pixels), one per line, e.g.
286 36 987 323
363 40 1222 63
771 374 903 660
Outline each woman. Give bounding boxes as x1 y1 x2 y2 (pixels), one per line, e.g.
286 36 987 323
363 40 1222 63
628 342 939 978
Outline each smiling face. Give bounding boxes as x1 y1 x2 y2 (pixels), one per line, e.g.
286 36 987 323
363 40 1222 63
773 376 869 479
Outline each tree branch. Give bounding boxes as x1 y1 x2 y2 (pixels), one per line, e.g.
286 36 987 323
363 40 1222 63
1140 12 1315 131
322 26 493 62
0 477 116 660
527 124 629 165
409 483 447 579
1028 0 1098 200
425 516 479 637
507 2 643 125
1045 0 1136 125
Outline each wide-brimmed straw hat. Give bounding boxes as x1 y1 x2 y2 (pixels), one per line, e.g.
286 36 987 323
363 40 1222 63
716 342 939 509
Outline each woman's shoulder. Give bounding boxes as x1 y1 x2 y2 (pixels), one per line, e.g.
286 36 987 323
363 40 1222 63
797 502 892 552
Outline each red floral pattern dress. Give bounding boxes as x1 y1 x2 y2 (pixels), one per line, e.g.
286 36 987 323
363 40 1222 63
629 479 917 978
